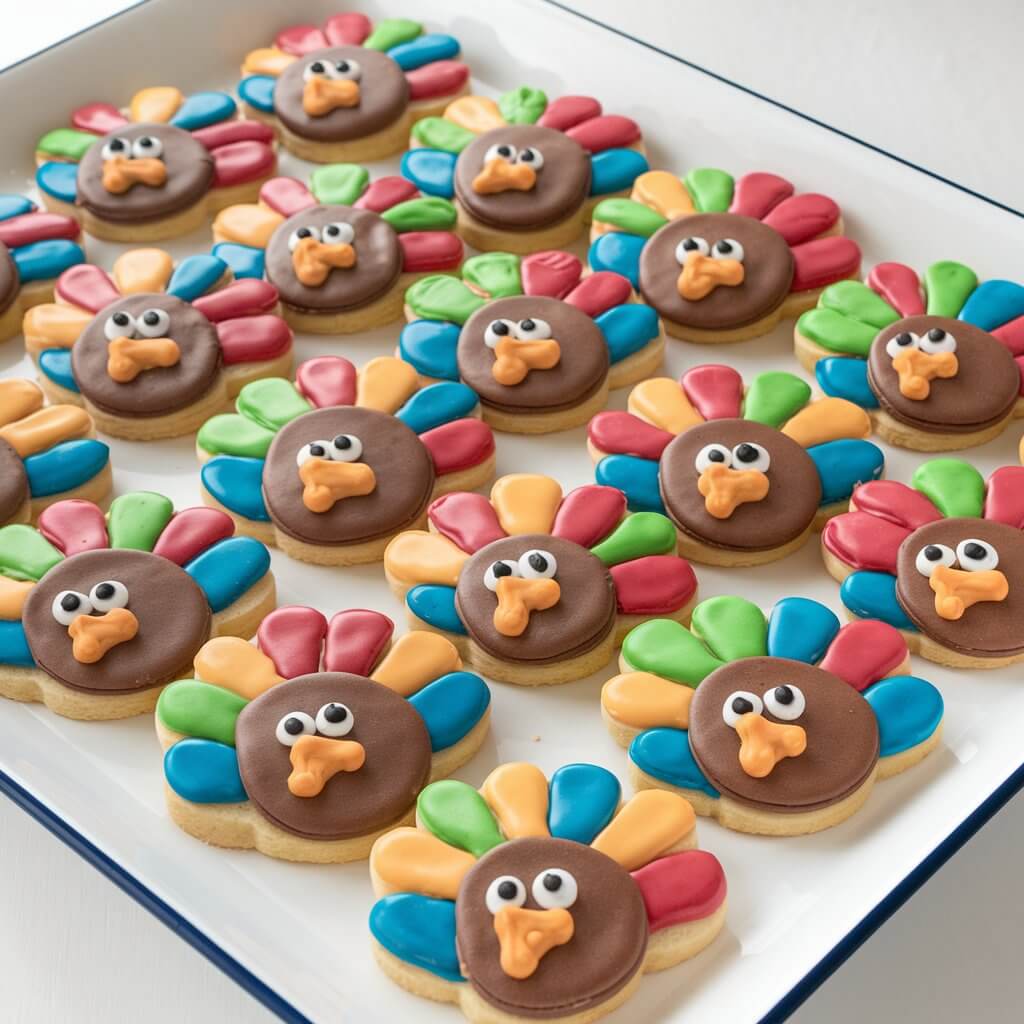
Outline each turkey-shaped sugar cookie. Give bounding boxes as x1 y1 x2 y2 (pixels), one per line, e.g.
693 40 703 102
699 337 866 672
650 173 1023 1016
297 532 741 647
0 493 275 720
35 87 276 241
159 607 490 863
384 475 699 685
823 458 1024 668
589 167 860 342
605 596 944 836
588 365 884 565
369 762 726 1023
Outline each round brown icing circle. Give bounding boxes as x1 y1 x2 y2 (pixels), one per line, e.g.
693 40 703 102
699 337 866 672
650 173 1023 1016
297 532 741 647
264 204 402 312
235 671 431 840
868 315 1019 434
639 213 794 330
273 46 409 142
72 293 221 417
658 419 822 552
458 297 609 414
262 406 434 546
0 439 28 522
0 241 19 315
77 124 214 223
456 837 647 1018
22 549 211 694
454 125 591 231
689 657 879 812
895 517 1024 658
455 534 615 664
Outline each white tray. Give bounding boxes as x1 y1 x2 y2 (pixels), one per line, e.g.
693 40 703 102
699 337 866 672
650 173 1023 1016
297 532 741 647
1 1 1023 1022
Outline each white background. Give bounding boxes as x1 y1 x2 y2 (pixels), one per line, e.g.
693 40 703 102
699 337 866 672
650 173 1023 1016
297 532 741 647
1 1 1022 1022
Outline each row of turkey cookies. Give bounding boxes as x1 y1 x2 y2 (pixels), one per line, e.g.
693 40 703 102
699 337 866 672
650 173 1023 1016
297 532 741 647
0 9 1019 1023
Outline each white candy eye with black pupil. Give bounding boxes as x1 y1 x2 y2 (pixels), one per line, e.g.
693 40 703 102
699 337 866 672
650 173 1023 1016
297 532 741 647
485 875 527 914
88 580 129 613
518 549 557 579
764 684 805 721
514 318 552 341
694 443 732 473
101 136 131 160
484 319 516 349
333 58 361 80
731 442 770 473
712 238 744 262
315 702 354 737
104 310 136 341
956 538 999 571
288 225 321 251
322 221 355 244
885 331 920 359
51 590 93 626
675 236 710 264
136 308 170 338
275 711 316 746
484 143 517 164
131 135 163 160
722 690 764 728
303 60 331 80
296 440 333 467
915 542 956 577
484 559 520 591
327 434 362 462
919 327 957 354
515 146 544 169
532 869 577 909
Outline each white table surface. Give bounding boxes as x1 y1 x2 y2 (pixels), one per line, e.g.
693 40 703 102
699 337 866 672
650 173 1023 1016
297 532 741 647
1 2 1022 1021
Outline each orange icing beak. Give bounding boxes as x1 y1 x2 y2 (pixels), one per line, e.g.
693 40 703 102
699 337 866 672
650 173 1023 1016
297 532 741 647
287 734 366 797
302 76 361 116
928 563 1009 621
292 235 357 287
491 336 561 386
493 576 561 637
891 348 959 400
736 712 806 778
101 156 167 194
106 336 181 383
299 458 376 513
697 463 770 519
471 157 537 195
67 608 139 664
676 252 745 301
493 905 575 979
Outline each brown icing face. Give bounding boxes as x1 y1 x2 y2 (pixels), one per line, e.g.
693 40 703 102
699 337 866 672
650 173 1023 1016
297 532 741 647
235 672 431 840
77 124 214 223
0 241 18 314
454 126 591 231
458 297 608 414
689 657 879 812
455 535 615 665
868 315 1019 434
896 517 1024 658
456 837 647 1019
262 406 434 546
265 205 402 313
659 419 821 552
72 293 221 417
21 549 211 694
639 213 794 330
273 46 409 142
0 440 28 522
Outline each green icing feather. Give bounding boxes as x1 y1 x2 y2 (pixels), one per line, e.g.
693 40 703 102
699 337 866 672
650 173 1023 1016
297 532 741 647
591 197 667 238
621 618 723 687
381 196 457 232
406 275 485 324
410 117 476 154
417 780 504 857
461 252 521 299
36 127 95 161
684 168 734 212
197 414 276 459
0 525 62 582
820 280 900 328
690 596 767 662
924 261 978 318
590 512 677 566
912 459 985 519
107 492 174 551
363 18 421 50
309 164 369 207
236 379 311 433
498 86 547 124
157 680 247 746
796 307 878 356
743 371 811 427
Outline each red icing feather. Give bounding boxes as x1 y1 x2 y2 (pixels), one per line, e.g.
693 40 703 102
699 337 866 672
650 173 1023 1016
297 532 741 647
850 480 940 530
420 419 494 476
71 102 128 135
631 850 726 932
1016 355 1024 395
399 231 463 273
993 315 1024 358
324 609 393 675
551 485 626 547
681 364 743 421
612 555 697 614
275 24 328 55
355 176 419 212
259 177 317 217
37 500 108 556
295 355 357 408
324 12 372 46
790 236 861 293
762 193 840 247
821 511 909 573
819 619 907 692
587 411 673 460
193 279 278 321
216 315 293 365
258 606 329 678
55 264 118 314
211 139 276 189
406 60 469 101
867 262 924 317
537 95 601 131
521 250 581 299
984 466 1024 529
152 507 235 566
428 491 505 552
728 172 794 220
564 271 631 318
0 212 79 248
565 114 640 154
193 120 275 151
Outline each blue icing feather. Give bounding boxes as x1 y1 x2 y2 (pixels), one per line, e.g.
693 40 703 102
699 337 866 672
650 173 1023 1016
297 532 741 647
406 584 465 634
35 162 78 204
0 195 34 221
630 728 718 797
409 671 490 751
595 303 659 365
11 239 84 283
589 148 649 196
840 571 917 631
167 254 227 301
201 457 269 521
387 33 459 71
164 739 246 803
959 279 1024 331
595 455 664 513
400 149 457 199
25 439 109 498
238 75 276 113
588 232 645 288
212 243 264 281
369 894 461 982
807 439 884 506
396 381 477 434
815 357 878 408
170 91 236 130
185 536 270 614
766 596 840 664
399 320 460 381
865 675 943 758
0 620 34 667
38 349 79 393
547 763 620 844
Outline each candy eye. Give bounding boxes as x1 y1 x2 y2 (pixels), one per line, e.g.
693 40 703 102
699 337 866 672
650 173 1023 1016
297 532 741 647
764 684 805 721
51 590 92 626
131 135 163 160
484 143 517 163
532 869 577 910
100 136 131 160
333 58 361 80
327 434 363 462
275 711 316 746
675 236 710 264
711 238 744 262
955 538 999 572
315 702 354 737
484 319 516 349
731 442 770 473
518 549 557 579
485 875 527 914
515 318 552 341
296 440 333 467
886 331 920 358
919 327 957 355
321 221 355 245
915 543 956 577
484 559 520 591
722 690 764 728
303 60 331 80
694 443 732 472
136 308 170 338
104 310 136 341
515 146 544 169
288 225 321 251
88 580 129 613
